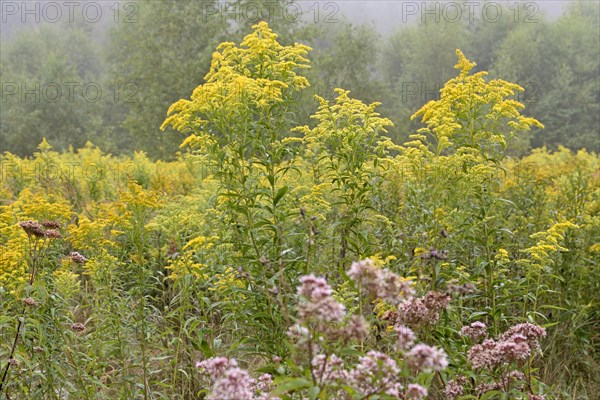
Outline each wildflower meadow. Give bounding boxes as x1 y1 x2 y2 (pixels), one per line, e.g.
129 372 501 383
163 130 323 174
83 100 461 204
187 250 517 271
1 22 598 400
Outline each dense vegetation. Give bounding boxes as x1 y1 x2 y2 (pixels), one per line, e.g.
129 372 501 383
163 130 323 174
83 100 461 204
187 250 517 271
1 1 598 159
1 22 598 399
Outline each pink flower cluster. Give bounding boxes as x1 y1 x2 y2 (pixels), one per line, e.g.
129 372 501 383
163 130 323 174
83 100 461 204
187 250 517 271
420 248 449 260
445 355 543 398
349 351 404 397
396 291 451 328
297 274 346 323
444 375 468 399
306 349 438 399
499 323 547 353
406 383 428 399
405 344 449 372
287 273 449 398
201 352 431 400
460 321 488 341
311 354 348 385
197 357 277 400
467 323 546 370
197 356 231 380
446 281 477 295
529 394 546 400
70 251 87 264
475 370 525 395
468 338 520 370
208 367 254 400
286 324 310 341
347 259 415 304
394 324 416 351
338 315 369 341
19 219 63 239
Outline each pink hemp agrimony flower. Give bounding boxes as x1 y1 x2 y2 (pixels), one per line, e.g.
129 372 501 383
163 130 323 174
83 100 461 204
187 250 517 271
528 395 546 400
322 315 370 343
311 354 348 384
70 323 85 332
286 324 310 341
344 315 369 340
405 344 448 372
198 357 278 400
467 338 500 370
467 323 546 370
44 229 62 239
298 274 332 301
446 281 477 295
349 351 403 397
444 376 468 400
397 291 451 328
496 334 530 363
420 248 449 260
394 325 416 351
41 220 61 229
19 220 45 238
347 259 414 304
255 373 274 393
406 383 428 399
297 274 345 323
460 321 488 341
207 366 255 400
23 297 37 307
499 323 546 353
475 370 526 395
197 357 235 381
70 251 87 264
20 220 63 239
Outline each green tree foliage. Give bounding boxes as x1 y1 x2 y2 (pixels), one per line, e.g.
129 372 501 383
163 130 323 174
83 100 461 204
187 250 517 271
227 0 306 41
377 1 599 153
0 1 597 158
286 21 385 130
309 22 383 104
0 24 106 155
106 0 229 159
379 20 469 144
492 1 600 151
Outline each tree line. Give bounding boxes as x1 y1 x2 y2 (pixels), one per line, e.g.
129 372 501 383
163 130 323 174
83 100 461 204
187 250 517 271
1 0 598 159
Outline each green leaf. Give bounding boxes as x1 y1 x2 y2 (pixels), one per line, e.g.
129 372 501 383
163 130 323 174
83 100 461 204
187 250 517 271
271 377 312 395
308 385 321 400
198 337 213 358
274 186 289 205
480 390 502 399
